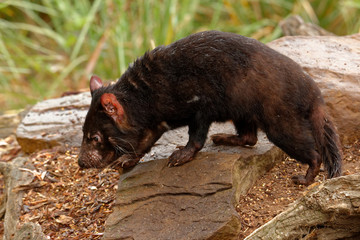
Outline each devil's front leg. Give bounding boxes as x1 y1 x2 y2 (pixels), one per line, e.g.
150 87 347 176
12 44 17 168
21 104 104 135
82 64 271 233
168 115 210 167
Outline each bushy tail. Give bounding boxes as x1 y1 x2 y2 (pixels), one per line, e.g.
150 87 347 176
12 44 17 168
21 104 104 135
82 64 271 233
311 104 342 178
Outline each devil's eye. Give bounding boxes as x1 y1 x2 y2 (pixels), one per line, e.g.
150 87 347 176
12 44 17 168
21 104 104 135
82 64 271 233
92 134 101 143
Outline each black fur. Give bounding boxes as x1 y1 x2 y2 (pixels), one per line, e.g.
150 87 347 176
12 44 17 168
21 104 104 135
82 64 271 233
78 31 342 185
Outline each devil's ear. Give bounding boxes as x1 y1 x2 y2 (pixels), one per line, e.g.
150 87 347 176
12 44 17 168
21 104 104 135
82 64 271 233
100 93 125 125
90 75 103 95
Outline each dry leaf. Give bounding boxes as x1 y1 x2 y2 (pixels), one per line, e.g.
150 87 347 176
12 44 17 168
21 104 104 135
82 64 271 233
55 215 73 225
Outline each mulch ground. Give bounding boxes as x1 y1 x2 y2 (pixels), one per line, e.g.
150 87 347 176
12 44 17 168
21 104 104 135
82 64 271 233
0 135 359 239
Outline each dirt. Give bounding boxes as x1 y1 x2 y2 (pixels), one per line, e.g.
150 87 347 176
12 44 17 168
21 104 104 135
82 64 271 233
0 135 359 239
237 140 360 238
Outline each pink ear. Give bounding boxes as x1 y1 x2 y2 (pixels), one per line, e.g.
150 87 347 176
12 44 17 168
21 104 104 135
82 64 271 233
90 75 103 93
100 93 125 124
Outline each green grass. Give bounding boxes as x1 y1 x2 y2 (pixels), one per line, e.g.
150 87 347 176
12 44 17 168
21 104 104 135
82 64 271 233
0 0 359 111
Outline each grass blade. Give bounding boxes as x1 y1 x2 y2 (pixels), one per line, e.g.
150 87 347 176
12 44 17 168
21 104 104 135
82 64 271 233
69 0 103 61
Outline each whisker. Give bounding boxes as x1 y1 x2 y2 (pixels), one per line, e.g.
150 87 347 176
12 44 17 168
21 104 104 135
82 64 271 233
114 144 128 155
110 137 138 157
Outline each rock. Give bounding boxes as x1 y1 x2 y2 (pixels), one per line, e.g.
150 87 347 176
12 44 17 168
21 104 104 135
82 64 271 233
0 110 22 138
0 157 35 240
245 173 360 240
16 92 91 153
13 223 47 240
267 34 360 144
143 123 269 161
103 134 284 240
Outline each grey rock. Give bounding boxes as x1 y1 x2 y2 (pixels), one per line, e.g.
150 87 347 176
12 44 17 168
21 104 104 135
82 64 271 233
143 123 269 161
16 92 91 153
13 223 47 240
0 157 35 240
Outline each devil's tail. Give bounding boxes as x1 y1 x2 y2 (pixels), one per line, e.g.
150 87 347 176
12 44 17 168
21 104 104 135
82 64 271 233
310 104 342 178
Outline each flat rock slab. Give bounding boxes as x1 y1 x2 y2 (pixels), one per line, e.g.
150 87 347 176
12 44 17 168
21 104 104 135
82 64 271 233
103 137 283 240
268 34 360 144
143 123 269 161
16 92 91 153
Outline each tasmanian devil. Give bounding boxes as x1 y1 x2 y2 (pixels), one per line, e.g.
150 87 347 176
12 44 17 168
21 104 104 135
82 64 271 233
78 30 342 185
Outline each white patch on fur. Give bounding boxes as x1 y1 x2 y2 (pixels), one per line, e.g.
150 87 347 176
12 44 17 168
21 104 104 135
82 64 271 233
187 95 200 103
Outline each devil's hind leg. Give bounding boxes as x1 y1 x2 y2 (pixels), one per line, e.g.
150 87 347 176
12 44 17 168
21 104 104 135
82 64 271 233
265 119 321 185
211 119 258 147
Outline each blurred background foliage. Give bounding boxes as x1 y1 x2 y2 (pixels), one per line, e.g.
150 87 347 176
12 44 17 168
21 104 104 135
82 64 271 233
0 0 359 111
